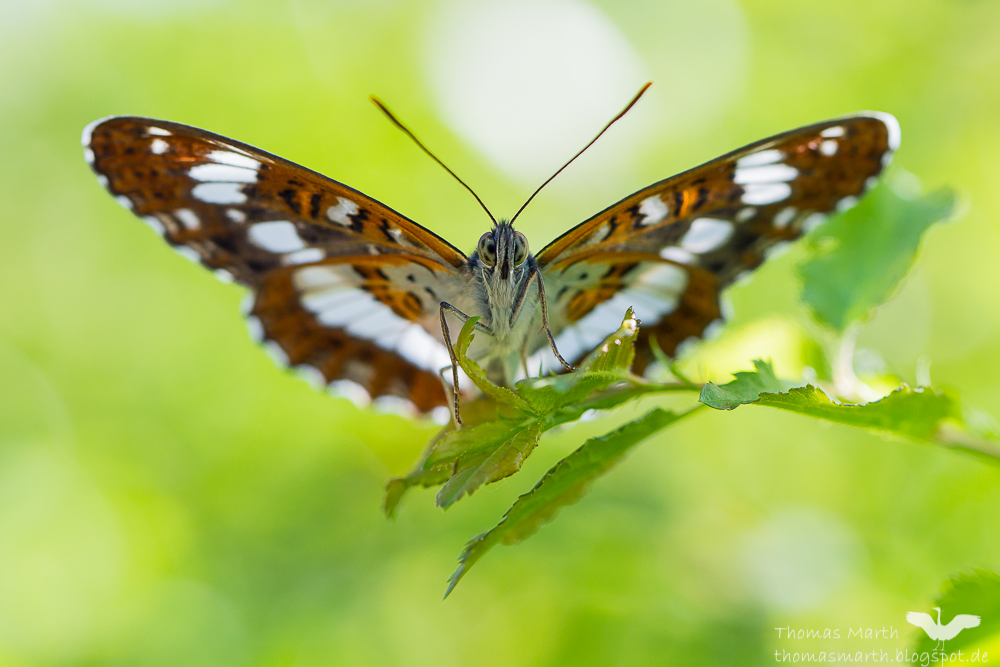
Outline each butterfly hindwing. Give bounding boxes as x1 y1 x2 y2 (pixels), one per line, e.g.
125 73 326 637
533 113 899 371
84 115 471 411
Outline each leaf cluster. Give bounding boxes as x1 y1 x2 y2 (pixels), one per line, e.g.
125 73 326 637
385 309 701 594
385 175 998 597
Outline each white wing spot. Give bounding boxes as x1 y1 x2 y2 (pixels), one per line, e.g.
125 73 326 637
81 118 102 147
302 286 449 372
736 149 783 168
742 183 792 205
327 380 371 407
264 341 289 368
226 208 246 223
431 406 451 425
372 396 418 417
150 138 168 155
703 318 726 340
116 195 133 210
141 216 165 236
83 148 95 164
637 263 688 292
326 197 359 226
820 126 845 138
245 316 264 342
249 221 306 253
802 212 826 232
638 195 669 226
681 218 733 253
206 150 260 170
283 248 325 266
865 176 878 190
765 241 792 259
871 111 901 150
294 365 327 391
773 206 797 229
659 246 694 265
300 287 357 314
396 325 451 371
735 207 756 223
175 208 200 230
174 246 201 263
96 175 109 188
192 183 247 204
214 268 234 284
147 127 171 137
188 163 258 183
294 265 345 292
836 196 858 212
734 163 799 184
819 139 838 156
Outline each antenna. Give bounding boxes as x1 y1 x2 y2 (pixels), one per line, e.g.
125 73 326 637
509 81 653 225
371 96 497 225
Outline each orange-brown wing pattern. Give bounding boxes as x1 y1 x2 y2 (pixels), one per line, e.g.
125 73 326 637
84 116 471 412
531 113 898 372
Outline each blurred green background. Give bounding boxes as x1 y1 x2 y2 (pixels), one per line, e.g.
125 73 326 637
2 0 1000 664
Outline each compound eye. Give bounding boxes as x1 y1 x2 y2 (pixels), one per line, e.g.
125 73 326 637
478 232 496 267
513 231 529 265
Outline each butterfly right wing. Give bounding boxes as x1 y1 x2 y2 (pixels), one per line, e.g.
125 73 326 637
84 116 474 412
532 113 899 372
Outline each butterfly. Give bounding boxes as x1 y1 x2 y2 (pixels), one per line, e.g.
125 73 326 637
82 83 898 425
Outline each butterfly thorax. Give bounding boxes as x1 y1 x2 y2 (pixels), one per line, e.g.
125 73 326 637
466 221 539 384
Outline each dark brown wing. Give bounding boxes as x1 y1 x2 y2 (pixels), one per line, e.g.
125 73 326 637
532 113 899 373
84 116 472 412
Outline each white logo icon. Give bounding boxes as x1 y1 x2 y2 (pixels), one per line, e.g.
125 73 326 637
906 607 981 649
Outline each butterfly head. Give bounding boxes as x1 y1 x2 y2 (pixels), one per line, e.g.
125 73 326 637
477 220 529 283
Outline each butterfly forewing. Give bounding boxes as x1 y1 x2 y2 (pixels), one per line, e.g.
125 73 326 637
532 113 899 372
84 116 471 411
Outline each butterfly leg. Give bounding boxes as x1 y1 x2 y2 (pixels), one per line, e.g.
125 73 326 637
439 302 492 427
510 268 575 373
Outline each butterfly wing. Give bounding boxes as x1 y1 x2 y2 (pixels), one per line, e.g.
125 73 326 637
532 112 899 372
84 116 472 412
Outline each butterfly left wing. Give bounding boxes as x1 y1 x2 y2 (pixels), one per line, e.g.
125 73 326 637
531 112 899 372
84 116 473 412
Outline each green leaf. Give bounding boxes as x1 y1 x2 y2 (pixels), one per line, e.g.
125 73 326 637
910 570 1000 658
691 353 1000 460
701 372 1000 462
427 418 528 467
454 316 533 413
385 310 702 516
798 175 955 331
444 407 689 598
755 384 958 442
432 311 648 509
699 360 794 410
515 308 639 414
436 422 543 508
383 468 450 518
386 416 532 515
